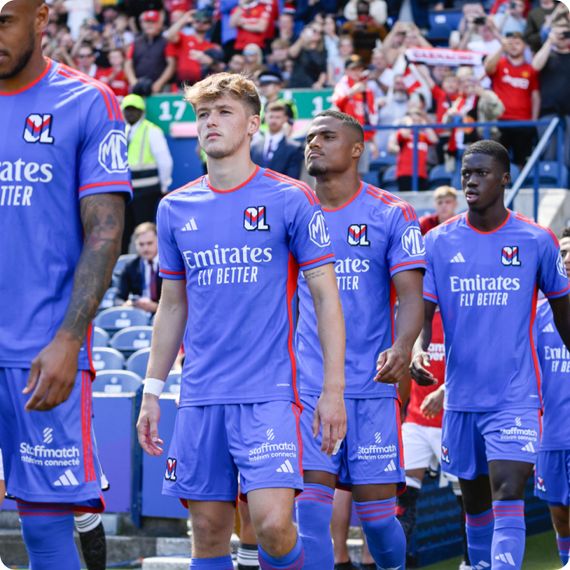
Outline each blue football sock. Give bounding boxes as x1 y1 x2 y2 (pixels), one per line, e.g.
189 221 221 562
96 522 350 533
355 497 406 570
258 534 304 569
295 483 334 569
492 500 526 569
189 555 234 569
17 501 81 570
466 509 494 569
556 535 570 565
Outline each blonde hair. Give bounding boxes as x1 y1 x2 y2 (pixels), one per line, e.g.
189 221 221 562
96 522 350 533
434 185 458 200
184 72 261 116
133 222 157 239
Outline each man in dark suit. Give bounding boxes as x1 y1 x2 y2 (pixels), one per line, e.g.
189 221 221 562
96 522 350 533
116 222 162 313
250 102 304 179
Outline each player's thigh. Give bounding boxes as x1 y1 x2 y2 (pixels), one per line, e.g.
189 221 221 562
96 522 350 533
162 405 238 502
227 401 303 496
298 395 341 481
442 410 488 480
402 422 437 471
535 449 570 508
343 398 404 489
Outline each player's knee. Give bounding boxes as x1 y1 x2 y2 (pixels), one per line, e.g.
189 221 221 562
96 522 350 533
191 511 232 551
254 512 295 555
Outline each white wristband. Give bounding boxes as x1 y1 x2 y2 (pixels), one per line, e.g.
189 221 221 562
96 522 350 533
143 377 165 397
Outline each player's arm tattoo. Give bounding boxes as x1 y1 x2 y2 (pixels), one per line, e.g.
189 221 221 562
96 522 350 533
304 266 327 281
60 194 125 343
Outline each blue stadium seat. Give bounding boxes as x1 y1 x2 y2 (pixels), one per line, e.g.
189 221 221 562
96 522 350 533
380 165 399 192
426 9 462 44
111 326 153 356
164 371 182 395
92 370 142 394
92 347 125 372
94 307 150 333
112 254 137 288
428 164 453 189
93 327 110 348
362 171 379 186
522 161 564 188
369 152 396 170
126 348 151 378
98 287 118 312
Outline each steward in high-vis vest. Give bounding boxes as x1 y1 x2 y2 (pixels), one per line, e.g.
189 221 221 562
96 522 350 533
121 94 173 252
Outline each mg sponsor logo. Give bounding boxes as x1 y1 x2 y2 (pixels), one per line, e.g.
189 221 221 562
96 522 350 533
308 210 331 248
557 251 567 278
98 130 128 174
401 226 425 257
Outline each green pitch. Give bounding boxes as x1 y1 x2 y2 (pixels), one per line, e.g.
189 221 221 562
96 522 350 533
425 530 562 569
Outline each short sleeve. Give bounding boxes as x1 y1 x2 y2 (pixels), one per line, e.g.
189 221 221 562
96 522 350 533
529 67 539 91
387 205 426 277
78 87 132 200
539 230 570 299
423 233 438 304
157 199 185 280
285 186 335 272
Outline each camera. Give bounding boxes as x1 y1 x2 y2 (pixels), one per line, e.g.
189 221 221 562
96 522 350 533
563 30 570 39
473 16 487 25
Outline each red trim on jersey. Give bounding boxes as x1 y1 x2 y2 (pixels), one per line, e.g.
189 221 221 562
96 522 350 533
166 176 204 197
365 186 416 221
0 58 52 96
286 253 301 407
529 286 543 409
263 169 317 205
207 166 259 193
515 212 560 246
546 283 570 298
395 399 404 468
292 403 304 476
79 181 132 194
81 371 97 482
161 268 185 275
322 182 364 212
424 291 438 302
465 210 511 235
390 260 427 273
299 253 334 268
86 324 95 376
390 283 397 344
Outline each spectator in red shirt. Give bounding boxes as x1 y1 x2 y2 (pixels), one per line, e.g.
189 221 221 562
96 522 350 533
165 9 220 85
389 105 438 191
419 185 458 235
229 0 272 51
95 48 129 97
485 31 540 165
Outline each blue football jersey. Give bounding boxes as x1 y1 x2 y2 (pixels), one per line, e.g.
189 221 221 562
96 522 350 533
0 60 131 370
536 300 570 450
157 167 335 406
296 183 426 398
424 211 569 412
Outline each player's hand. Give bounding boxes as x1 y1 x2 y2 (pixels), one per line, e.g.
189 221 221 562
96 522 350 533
375 344 411 384
420 385 444 418
24 332 81 411
137 395 164 456
313 388 346 456
410 351 437 386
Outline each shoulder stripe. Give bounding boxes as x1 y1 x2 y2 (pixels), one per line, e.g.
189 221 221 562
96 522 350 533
514 213 559 245
166 176 205 198
365 190 412 221
79 181 132 194
441 213 463 227
366 186 416 221
57 66 118 120
263 169 317 205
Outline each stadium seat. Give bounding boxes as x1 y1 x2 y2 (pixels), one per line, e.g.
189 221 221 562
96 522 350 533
111 326 153 357
428 164 453 190
369 152 396 170
92 370 142 394
93 327 110 348
426 9 462 45
380 165 399 192
94 307 150 333
362 171 379 186
112 253 137 288
92 347 125 372
164 371 182 395
126 348 151 378
98 287 118 312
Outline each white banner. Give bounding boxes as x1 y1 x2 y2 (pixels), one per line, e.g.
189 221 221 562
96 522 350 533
405 47 484 67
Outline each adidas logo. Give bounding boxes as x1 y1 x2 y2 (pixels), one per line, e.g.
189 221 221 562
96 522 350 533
542 323 555 333
521 441 535 453
384 459 397 472
473 562 491 569
450 252 466 263
276 459 294 473
53 469 79 487
181 218 198 232
495 552 516 566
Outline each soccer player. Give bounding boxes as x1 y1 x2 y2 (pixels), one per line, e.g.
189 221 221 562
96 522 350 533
535 227 570 566
136 73 346 570
0 1 130 568
411 140 570 570
295 110 426 570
